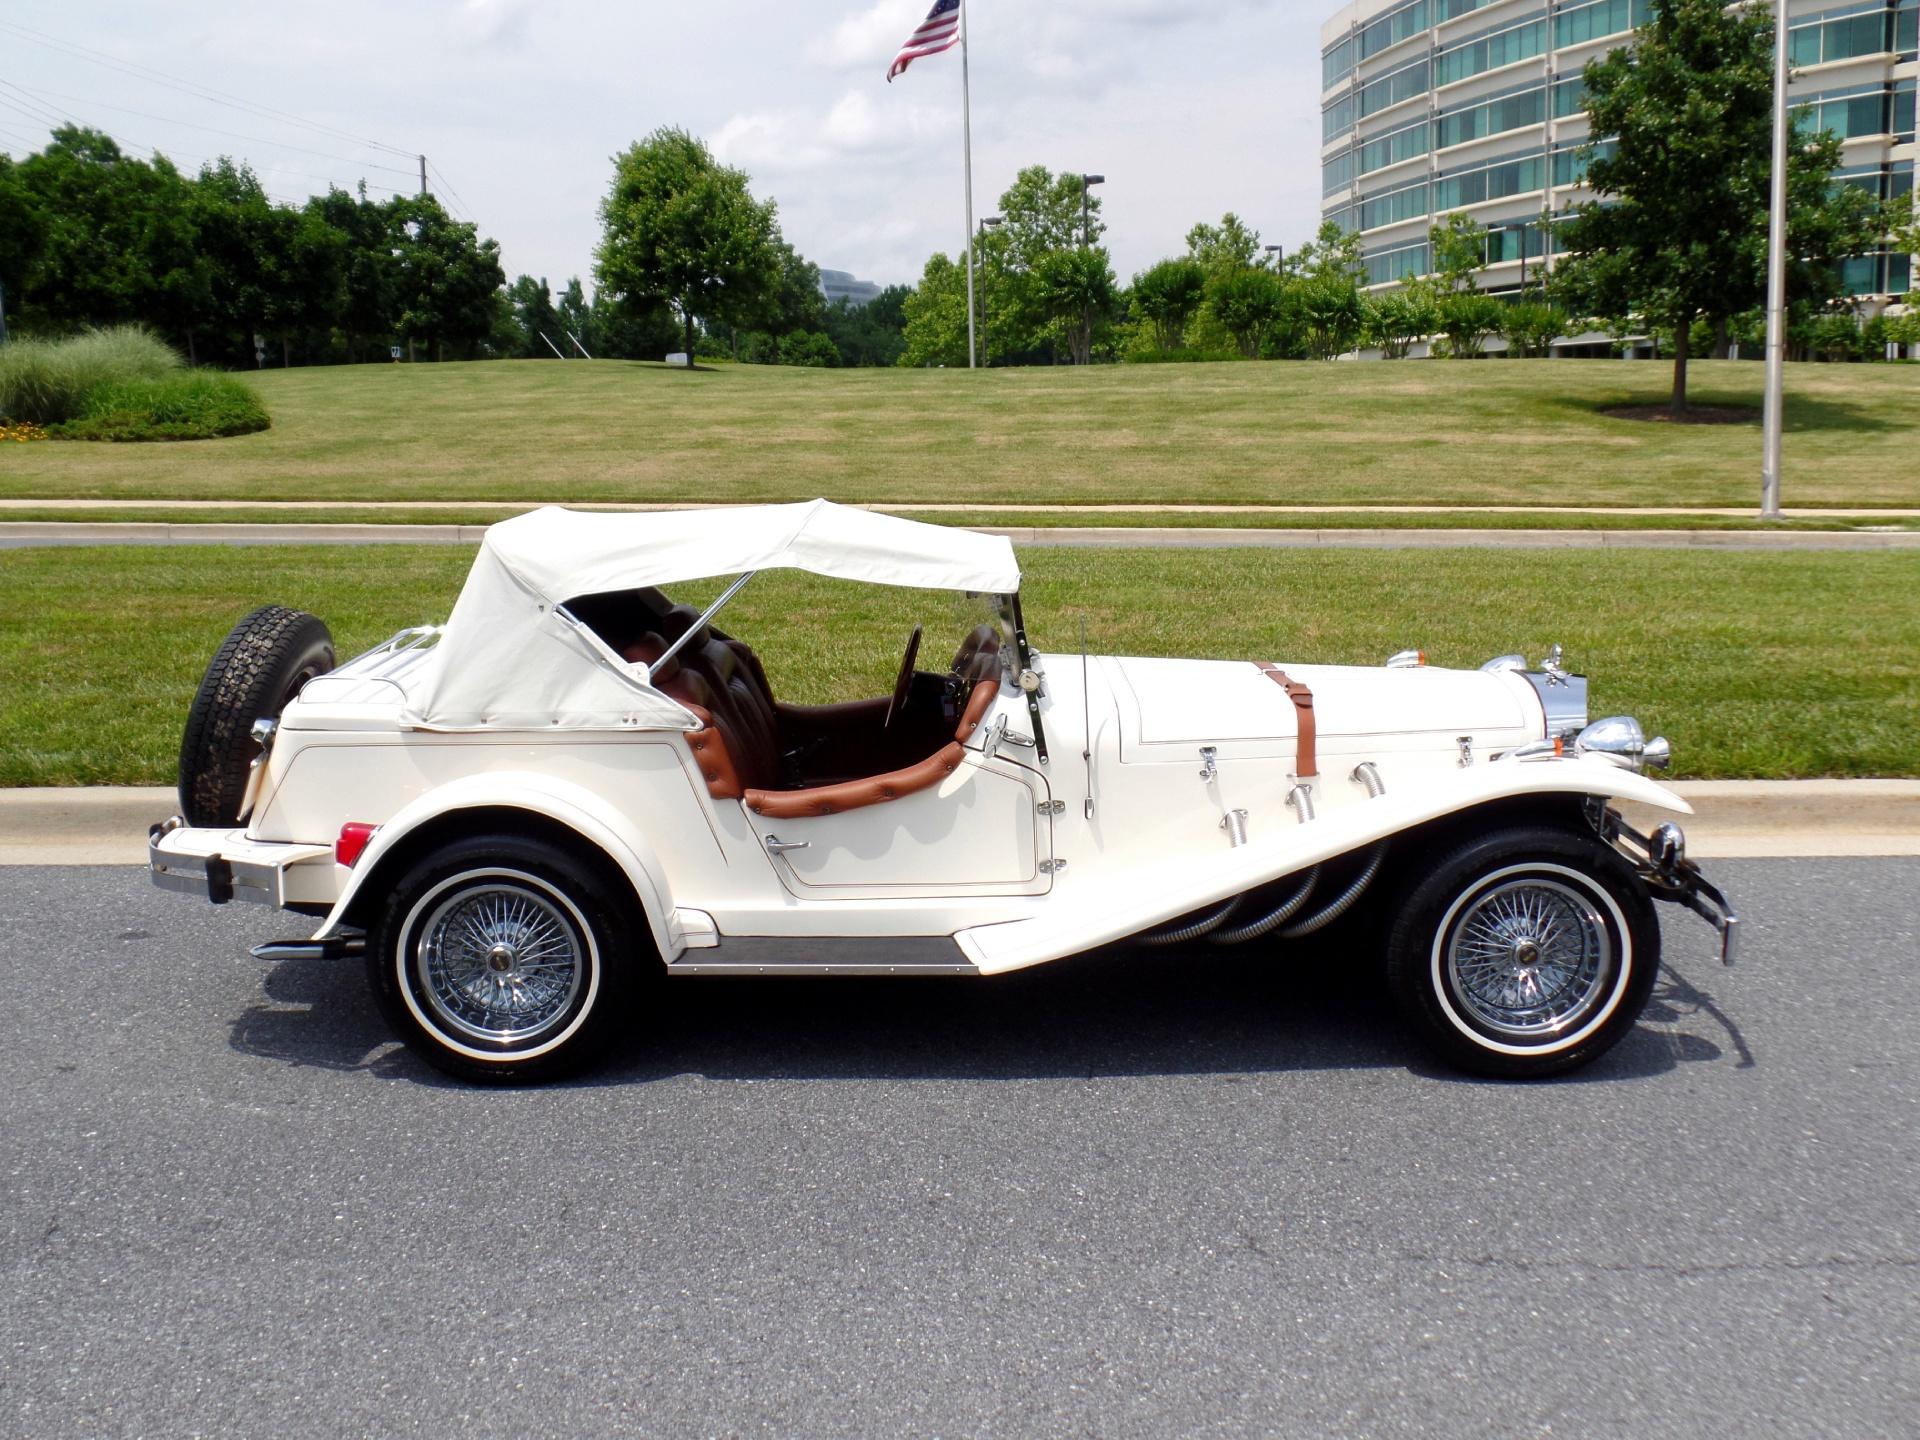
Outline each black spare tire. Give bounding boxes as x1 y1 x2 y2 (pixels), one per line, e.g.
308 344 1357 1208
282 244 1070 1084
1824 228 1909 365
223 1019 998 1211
178 605 334 826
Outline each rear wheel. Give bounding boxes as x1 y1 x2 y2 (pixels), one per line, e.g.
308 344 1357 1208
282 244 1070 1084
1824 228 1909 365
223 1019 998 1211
1385 825 1658 1079
368 834 637 1083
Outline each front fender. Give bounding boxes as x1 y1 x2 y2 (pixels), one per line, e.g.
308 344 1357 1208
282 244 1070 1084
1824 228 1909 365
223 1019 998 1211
312 770 680 960
957 757 1692 974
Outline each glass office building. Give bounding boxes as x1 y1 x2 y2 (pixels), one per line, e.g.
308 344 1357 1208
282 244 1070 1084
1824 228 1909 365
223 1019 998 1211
1321 0 1917 301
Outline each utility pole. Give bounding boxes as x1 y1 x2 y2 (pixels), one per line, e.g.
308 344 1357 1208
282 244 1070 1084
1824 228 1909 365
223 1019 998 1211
1760 0 1790 520
419 154 428 196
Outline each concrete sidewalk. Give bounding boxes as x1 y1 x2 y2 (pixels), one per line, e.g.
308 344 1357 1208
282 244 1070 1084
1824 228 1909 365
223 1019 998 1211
7 521 1920 551
6 781 1916 865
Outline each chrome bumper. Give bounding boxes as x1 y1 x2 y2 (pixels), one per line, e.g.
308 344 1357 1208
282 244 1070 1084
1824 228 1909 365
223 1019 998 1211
1607 812 1740 966
148 816 335 909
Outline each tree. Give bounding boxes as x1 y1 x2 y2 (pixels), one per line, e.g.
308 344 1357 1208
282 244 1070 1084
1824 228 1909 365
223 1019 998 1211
1436 292 1505 358
507 275 564 357
1429 213 1489 294
390 195 507 361
0 155 46 342
1207 267 1286 358
1362 290 1437 359
1500 301 1566 359
899 251 971 367
596 127 781 364
1185 213 1262 274
1554 0 1884 414
822 286 908 367
1032 247 1116 365
1300 277 1363 360
1296 220 1366 287
1129 258 1207 351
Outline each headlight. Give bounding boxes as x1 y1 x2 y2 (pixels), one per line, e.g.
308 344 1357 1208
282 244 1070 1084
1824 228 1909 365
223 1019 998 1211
1575 715 1671 773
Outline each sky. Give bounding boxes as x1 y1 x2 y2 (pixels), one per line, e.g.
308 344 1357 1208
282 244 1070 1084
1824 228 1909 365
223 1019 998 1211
0 1 1329 294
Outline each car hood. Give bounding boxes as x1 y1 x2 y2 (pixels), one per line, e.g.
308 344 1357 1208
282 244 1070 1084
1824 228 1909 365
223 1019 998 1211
1103 655 1542 762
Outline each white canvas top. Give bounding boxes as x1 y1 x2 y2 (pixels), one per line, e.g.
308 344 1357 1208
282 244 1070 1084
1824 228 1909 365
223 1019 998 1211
400 501 1021 732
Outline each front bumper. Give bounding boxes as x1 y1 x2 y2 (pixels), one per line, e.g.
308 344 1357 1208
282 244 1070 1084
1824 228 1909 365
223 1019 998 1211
148 816 336 909
1602 809 1740 966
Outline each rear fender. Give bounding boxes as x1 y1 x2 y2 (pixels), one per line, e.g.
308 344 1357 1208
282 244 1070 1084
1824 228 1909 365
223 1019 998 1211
312 770 679 960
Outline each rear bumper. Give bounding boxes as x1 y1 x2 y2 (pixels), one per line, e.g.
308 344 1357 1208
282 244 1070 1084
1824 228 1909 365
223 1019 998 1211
148 816 337 909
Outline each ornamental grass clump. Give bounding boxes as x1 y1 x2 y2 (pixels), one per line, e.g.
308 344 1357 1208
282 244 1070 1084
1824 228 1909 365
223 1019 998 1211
0 326 268 439
0 326 180 424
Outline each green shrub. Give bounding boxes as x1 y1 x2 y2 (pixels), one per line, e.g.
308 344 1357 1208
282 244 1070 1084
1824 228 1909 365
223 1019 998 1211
51 372 269 442
0 327 181 423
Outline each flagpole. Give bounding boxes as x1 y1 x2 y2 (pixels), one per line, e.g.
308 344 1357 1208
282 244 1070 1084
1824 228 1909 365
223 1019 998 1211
961 0 977 369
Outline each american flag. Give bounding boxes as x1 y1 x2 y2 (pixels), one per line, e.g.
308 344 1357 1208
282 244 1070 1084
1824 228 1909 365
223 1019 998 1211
887 0 961 82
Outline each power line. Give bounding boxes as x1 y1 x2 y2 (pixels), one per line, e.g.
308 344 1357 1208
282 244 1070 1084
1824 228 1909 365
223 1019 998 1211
0 18 419 160
0 77 419 177
0 83 408 198
426 159 477 225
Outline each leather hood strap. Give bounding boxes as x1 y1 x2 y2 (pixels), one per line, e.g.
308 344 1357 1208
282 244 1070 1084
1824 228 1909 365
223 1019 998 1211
1254 662 1318 779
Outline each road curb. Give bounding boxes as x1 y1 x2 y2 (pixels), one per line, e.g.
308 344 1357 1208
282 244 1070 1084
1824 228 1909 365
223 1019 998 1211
6 521 1920 551
4 781 1915 866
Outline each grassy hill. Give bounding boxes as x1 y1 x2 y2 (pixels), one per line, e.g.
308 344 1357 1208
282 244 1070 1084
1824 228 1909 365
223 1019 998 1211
3 358 1916 511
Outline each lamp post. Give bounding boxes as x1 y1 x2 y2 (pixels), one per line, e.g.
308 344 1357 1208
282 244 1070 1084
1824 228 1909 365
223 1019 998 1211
1760 0 1791 519
980 215 1003 367
1079 173 1105 247
1263 243 1284 273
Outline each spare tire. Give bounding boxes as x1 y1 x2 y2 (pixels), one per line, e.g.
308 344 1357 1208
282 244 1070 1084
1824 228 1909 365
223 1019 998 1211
178 606 335 826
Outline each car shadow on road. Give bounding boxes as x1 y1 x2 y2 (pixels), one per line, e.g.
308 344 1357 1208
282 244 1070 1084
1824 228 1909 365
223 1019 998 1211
228 936 1750 1089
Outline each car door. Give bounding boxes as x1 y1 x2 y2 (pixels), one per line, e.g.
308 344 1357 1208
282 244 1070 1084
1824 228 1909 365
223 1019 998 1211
742 749 1056 899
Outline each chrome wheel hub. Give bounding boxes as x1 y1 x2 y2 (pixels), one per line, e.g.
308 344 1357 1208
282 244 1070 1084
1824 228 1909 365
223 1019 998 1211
1446 876 1614 1039
415 883 585 1044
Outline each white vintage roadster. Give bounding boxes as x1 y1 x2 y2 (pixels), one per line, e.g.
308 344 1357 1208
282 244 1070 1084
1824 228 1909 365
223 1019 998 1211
150 501 1736 1082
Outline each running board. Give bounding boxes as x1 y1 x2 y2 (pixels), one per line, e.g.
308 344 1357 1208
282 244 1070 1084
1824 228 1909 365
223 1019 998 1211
668 935 976 976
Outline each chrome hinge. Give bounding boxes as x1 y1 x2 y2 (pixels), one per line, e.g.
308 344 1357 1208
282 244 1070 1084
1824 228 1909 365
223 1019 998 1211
1039 858 1067 874
1037 799 1066 816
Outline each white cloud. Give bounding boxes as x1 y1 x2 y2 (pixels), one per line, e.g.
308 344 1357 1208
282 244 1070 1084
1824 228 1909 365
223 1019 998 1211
808 0 925 69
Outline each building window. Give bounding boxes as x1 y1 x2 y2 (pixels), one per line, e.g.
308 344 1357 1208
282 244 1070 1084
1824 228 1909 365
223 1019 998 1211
1360 119 1433 174
1359 56 1432 118
1434 150 1547 210
1436 0 1497 21
1552 138 1617 186
1434 11 1547 87
1324 91 1357 142
1360 0 1431 60
1437 83 1547 148
1363 241 1432 286
1555 0 1651 50
1361 178 1433 230
1324 33 1357 89
1553 75 1589 118
1838 250 1913 294
1789 1 1903 67
1794 80 1916 143
1324 148 1357 195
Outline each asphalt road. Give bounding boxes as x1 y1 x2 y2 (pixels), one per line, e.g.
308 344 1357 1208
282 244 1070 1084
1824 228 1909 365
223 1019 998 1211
3 861 1916 1438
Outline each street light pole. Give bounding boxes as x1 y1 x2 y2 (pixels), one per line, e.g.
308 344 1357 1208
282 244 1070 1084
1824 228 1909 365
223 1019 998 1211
1263 243 1284 273
1079 173 1105 247
1760 0 1791 520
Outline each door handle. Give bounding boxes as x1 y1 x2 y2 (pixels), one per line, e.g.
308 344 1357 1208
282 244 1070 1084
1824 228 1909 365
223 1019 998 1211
763 836 810 854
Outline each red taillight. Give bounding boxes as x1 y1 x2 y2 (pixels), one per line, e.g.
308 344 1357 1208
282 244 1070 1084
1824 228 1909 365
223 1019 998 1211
336 822 377 868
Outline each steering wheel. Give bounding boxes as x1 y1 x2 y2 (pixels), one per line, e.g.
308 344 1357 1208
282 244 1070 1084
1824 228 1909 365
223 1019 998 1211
884 624 923 730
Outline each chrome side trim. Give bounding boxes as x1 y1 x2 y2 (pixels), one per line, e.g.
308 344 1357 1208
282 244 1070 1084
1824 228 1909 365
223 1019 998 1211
667 934 977 976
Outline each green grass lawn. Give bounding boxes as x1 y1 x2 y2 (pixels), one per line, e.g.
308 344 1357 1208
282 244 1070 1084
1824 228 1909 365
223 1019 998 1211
4 543 1914 786
2 357 1915 511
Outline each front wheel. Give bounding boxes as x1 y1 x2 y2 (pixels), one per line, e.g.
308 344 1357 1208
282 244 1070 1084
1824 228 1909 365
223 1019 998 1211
368 834 637 1083
1385 826 1659 1079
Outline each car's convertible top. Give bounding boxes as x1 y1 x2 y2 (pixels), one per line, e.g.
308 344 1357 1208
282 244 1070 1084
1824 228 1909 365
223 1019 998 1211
400 500 1021 732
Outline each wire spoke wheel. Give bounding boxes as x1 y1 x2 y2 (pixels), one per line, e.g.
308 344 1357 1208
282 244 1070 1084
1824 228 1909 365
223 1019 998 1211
1443 875 1613 1040
414 881 586 1044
